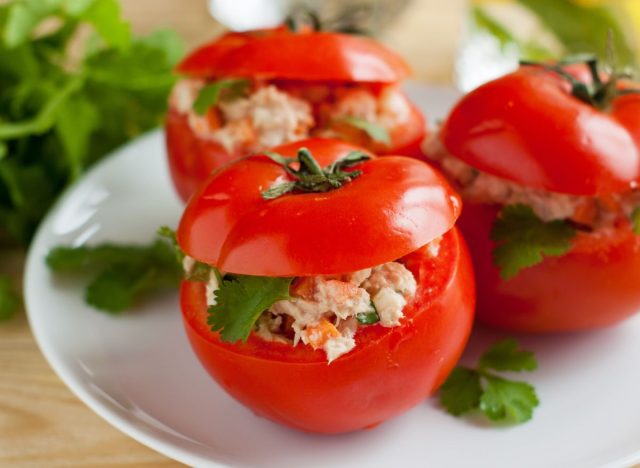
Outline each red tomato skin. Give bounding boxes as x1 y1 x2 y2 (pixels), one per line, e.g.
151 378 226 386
180 228 475 434
165 89 426 202
177 138 461 276
177 31 410 84
458 202 640 332
440 66 640 196
165 108 242 202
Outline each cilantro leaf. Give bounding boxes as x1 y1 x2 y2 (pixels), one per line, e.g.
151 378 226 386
439 338 540 424
491 204 576 280
0 275 20 321
46 237 182 313
208 275 293 343
193 79 250 116
157 226 214 283
337 116 391 145
478 338 538 372
439 367 482 416
479 375 539 423
631 207 640 235
0 3 183 246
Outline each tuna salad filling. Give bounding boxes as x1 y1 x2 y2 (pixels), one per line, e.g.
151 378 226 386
198 259 421 363
424 136 640 231
170 78 411 154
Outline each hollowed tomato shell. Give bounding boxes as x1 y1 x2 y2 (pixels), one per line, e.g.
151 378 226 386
180 228 475 433
459 202 640 332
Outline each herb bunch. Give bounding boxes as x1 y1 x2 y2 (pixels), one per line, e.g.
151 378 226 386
0 0 183 246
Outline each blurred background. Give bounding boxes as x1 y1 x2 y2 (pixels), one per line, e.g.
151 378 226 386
1 0 639 465
121 0 639 89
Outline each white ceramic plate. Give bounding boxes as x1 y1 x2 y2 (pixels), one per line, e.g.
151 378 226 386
25 85 640 468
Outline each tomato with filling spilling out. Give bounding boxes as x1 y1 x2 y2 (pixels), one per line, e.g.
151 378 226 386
177 138 475 433
166 25 426 202
428 59 640 333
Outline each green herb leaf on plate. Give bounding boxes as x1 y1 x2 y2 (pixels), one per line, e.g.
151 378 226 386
439 338 540 424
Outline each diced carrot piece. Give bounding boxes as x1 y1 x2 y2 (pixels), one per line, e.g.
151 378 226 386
305 319 341 349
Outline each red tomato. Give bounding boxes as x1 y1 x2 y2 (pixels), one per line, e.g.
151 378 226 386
438 62 640 332
166 27 426 202
177 138 460 275
458 202 640 332
441 64 640 196
165 91 426 202
180 228 475 434
177 30 410 83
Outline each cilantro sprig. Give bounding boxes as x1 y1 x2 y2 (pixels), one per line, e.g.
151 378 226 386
440 339 539 424
193 78 250 115
46 235 182 313
0 275 20 321
491 204 576 279
209 275 293 343
337 116 391 146
262 147 370 200
0 0 183 245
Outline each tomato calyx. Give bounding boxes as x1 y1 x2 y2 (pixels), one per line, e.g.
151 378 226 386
261 147 371 199
520 55 640 110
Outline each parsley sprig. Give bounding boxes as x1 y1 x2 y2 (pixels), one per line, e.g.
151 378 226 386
0 275 20 321
262 148 370 200
440 339 540 424
46 235 182 313
337 116 391 146
491 204 576 279
192 78 250 116
209 275 293 343
0 0 183 245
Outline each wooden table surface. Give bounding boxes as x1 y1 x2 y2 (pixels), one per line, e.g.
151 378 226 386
0 0 465 465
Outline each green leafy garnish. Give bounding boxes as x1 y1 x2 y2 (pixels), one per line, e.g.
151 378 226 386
631 207 640 235
440 339 539 424
356 301 380 325
208 275 293 343
0 0 183 245
262 148 370 199
0 275 20 321
337 116 391 145
515 0 636 67
192 78 251 115
157 226 213 282
46 236 182 313
491 204 576 280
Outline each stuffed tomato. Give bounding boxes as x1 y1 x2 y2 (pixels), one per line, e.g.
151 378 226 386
426 58 640 333
176 138 474 434
166 25 426 201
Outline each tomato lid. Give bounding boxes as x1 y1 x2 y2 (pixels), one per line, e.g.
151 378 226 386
440 65 640 196
177 138 460 276
177 29 410 84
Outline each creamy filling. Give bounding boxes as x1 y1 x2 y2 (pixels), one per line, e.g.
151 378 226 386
191 260 419 363
423 135 640 230
169 79 410 154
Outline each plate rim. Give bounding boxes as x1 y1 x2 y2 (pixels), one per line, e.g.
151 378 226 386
23 131 224 467
22 86 640 468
